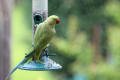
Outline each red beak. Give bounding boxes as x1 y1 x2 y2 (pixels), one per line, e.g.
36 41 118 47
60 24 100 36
56 19 60 24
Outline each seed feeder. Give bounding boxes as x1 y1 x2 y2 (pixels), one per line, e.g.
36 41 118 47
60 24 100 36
6 0 62 79
16 0 62 71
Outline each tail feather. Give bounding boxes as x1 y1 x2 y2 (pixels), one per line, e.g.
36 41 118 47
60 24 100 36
6 56 31 80
6 49 35 80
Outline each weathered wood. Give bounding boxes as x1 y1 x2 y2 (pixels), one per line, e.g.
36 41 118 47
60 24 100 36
92 24 108 64
92 25 101 64
0 0 14 80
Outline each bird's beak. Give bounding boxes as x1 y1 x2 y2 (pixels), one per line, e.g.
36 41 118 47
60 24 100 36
56 19 60 24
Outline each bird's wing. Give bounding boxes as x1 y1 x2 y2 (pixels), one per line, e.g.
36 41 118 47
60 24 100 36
24 23 44 57
34 23 44 49
34 22 51 51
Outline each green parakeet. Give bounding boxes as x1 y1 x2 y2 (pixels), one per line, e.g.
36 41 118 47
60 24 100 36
33 15 60 60
6 15 60 79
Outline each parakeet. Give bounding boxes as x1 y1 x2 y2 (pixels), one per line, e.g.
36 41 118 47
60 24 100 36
6 15 60 79
33 15 60 60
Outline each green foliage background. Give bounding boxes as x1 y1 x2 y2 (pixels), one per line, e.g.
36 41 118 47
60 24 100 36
12 0 120 80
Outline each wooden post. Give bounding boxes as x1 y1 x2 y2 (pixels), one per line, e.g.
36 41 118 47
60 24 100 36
92 25 101 64
32 0 48 45
0 0 14 80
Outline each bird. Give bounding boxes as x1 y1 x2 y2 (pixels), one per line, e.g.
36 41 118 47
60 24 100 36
28 15 60 61
6 15 60 79
34 15 60 60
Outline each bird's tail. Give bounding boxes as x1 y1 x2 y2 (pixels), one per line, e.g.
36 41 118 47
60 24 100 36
6 49 35 80
5 56 31 80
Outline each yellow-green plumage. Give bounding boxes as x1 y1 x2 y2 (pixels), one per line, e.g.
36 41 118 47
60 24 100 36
34 15 59 60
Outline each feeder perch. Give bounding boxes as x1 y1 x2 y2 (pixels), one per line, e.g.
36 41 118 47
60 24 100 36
18 49 62 71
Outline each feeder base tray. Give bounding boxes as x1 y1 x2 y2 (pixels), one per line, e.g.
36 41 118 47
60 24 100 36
18 57 62 71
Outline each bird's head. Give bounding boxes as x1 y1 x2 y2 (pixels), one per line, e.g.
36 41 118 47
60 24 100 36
46 15 60 25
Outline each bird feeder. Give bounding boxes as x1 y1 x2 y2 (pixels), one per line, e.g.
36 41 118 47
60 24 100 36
6 1 62 79
18 0 62 71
